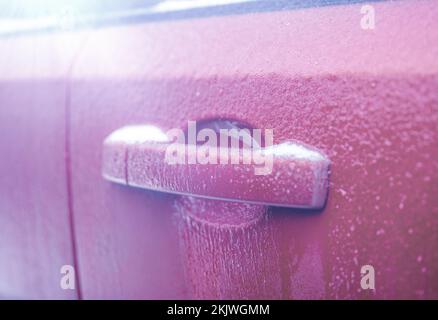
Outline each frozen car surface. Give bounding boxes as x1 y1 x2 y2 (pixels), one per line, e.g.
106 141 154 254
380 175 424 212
0 0 437 299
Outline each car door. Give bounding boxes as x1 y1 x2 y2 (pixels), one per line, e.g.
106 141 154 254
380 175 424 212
1 0 437 300
66 0 438 299
0 28 84 299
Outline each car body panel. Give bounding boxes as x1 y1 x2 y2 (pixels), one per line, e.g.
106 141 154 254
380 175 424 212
0 33 84 299
68 0 438 299
0 0 437 299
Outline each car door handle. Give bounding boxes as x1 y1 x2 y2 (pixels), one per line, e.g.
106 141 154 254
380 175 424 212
102 124 330 209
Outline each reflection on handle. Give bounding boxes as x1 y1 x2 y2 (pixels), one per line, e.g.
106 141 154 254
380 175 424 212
102 124 330 209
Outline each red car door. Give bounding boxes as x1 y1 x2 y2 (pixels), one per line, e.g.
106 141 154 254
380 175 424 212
0 31 84 299
67 0 438 299
0 0 437 300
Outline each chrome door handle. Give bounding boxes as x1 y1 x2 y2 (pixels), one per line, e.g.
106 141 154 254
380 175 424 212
102 124 330 209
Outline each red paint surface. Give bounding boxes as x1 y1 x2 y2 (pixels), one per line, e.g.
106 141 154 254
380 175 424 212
69 0 438 299
174 197 282 299
0 0 437 299
0 34 82 299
